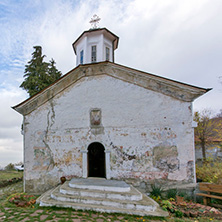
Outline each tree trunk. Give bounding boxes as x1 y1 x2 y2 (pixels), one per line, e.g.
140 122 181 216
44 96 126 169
201 141 206 161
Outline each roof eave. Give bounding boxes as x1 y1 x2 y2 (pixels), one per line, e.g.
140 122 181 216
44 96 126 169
72 27 119 54
13 62 211 116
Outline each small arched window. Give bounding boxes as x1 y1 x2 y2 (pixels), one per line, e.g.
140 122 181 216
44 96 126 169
106 47 110 61
91 45 97 62
80 50 84 64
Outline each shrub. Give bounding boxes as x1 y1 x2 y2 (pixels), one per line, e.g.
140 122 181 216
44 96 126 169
150 184 163 198
0 177 22 188
166 189 178 199
196 157 222 184
175 210 183 218
7 193 36 207
177 191 187 198
161 199 173 211
4 163 15 171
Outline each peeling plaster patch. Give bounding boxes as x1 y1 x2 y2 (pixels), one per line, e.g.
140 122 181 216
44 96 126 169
168 167 187 181
112 171 168 181
47 133 75 143
49 164 82 179
132 171 168 180
54 148 82 167
132 155 153 172
145 151 152 156
33 147 52 170
188 105 192 112
150 128 177 141
110 144 137 172
121 133 129 136
153 145 179 172
112 144 136 161
35 131 46 146
110 144 153 172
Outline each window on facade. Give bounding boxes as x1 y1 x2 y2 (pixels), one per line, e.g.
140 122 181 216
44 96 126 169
106 47 110 61
80 50 84 64
91 45 97 62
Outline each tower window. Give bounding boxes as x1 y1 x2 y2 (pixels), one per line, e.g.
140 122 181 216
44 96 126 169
106 47 110 61
80 50 84 64
91 45 97 62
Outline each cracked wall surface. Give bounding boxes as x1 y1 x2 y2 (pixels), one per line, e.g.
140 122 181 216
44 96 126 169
23 75 196 193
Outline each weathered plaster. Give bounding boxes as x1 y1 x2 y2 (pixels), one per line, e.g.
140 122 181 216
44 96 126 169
153 145 179 172
21 74 197 193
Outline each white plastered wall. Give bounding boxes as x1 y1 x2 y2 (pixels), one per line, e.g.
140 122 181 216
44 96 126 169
23 75 195 193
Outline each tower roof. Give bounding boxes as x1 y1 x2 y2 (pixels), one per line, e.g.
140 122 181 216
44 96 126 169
72 28 119 55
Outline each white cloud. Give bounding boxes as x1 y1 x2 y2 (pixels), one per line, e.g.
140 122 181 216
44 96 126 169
0 0 222 166
0 85 25 166
0 138 23 168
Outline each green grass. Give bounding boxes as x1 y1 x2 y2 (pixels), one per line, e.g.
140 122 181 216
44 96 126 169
0 182 221 222
0 170 23 182
0 181 23 205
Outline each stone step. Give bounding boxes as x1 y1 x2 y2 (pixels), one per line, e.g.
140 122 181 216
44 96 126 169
51 186 155 212
60 181 142 201
37 187 168 217
69 178 130 192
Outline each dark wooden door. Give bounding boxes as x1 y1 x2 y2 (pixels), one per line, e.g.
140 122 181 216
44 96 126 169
88 142 105 178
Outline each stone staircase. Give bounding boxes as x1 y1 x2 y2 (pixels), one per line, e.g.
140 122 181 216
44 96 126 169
36 178 168 217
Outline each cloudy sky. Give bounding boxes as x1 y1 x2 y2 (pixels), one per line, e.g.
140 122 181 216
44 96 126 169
0 0 221 167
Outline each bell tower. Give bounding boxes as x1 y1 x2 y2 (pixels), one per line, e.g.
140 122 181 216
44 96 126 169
72 15 119 66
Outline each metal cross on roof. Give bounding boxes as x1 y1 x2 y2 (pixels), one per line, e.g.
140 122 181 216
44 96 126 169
89 14 101 29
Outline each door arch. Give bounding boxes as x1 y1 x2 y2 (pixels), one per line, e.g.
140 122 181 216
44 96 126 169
88 142 106 178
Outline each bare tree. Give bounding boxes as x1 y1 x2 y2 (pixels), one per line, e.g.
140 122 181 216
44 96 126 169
194 109 222 160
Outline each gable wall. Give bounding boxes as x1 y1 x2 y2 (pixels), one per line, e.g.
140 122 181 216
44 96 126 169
23 75 195 193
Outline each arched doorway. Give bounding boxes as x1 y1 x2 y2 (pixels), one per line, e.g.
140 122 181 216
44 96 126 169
88 142 106 178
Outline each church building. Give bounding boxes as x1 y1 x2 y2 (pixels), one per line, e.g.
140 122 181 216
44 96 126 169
13 24 210 194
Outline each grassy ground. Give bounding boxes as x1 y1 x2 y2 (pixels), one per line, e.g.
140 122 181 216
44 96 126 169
0 205 219 222
0 171 221 221
0 182 221 222
0 170 23 182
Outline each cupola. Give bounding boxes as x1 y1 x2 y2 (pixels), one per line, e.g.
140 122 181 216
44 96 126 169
72 16 119 66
